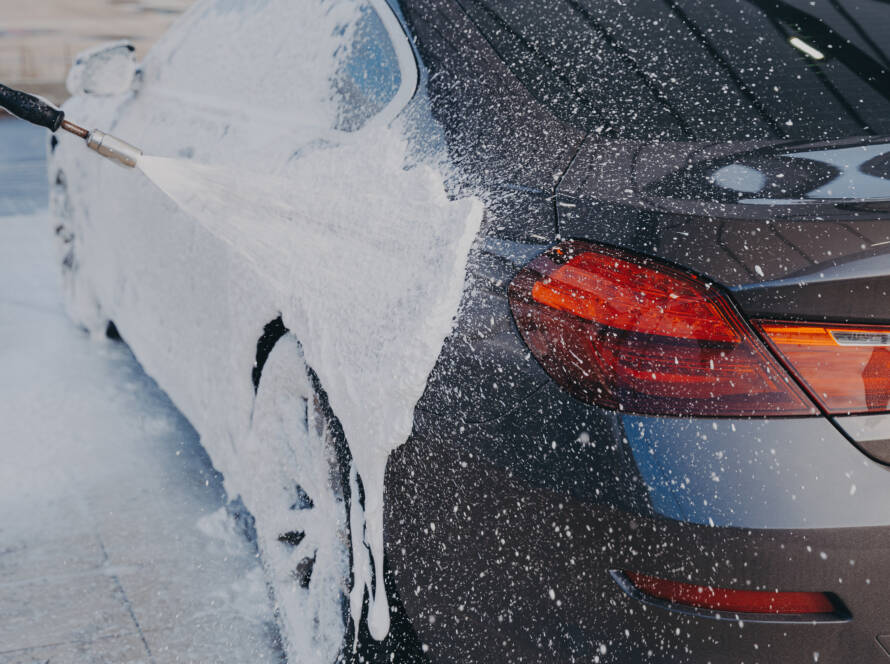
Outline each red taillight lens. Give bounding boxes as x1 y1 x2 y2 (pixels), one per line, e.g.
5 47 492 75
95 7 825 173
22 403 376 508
508 241 816 417
755 321 890 415
622 571 836 615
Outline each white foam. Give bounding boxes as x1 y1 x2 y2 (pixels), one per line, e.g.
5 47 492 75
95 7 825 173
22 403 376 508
54 0 482 647
138 128 483 641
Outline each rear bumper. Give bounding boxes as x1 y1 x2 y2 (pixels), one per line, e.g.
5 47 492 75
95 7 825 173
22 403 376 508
385 384 890 662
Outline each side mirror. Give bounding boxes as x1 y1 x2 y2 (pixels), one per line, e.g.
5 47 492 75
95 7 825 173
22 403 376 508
66 41 139 97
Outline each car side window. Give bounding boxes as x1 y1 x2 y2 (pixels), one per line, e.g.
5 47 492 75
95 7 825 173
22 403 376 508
333 3 404 132
147 0 414 132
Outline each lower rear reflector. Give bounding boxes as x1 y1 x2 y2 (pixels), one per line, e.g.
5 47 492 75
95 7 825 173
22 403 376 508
621 571 836 615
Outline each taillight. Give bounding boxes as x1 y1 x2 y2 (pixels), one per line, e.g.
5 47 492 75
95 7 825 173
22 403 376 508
755 321 890 415
617 570 838 616
508 241 816 417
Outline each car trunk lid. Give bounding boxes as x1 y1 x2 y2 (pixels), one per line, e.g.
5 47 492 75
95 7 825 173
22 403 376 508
555 135 890 323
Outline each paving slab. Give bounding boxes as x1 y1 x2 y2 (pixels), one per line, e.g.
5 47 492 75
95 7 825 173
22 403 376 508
0 632 150 664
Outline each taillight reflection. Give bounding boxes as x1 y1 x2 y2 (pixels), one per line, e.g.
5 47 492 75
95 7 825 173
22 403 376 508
756 321 890 414
509 241 816 417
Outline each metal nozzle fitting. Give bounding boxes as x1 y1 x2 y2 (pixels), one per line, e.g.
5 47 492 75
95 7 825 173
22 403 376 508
86 129 142 168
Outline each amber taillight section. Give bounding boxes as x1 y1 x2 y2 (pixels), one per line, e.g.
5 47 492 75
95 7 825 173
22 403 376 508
508 241 817 417
755 321 890 414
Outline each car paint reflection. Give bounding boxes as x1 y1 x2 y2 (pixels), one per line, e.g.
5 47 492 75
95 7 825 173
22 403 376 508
737 142 890 204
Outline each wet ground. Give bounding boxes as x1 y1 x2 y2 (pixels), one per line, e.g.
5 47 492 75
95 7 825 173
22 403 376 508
0 118 46 216
0 117 283 663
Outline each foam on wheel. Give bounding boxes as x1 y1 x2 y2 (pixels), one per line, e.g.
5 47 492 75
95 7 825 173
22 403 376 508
240 335 351 663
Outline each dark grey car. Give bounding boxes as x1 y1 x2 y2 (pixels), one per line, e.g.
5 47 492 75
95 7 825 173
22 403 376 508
380 1 890 662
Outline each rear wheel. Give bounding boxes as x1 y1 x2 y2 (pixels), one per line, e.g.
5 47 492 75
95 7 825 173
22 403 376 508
240 335 352 663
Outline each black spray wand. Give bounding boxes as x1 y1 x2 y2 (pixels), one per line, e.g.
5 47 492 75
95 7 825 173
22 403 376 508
0 82 142 168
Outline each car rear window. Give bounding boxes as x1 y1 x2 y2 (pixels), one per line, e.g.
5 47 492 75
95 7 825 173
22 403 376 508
457 0 890 141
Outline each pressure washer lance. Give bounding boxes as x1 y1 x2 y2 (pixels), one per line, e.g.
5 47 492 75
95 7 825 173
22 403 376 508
0 82 142 168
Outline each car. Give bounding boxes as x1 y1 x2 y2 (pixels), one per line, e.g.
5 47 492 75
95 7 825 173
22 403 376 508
48 0 890 662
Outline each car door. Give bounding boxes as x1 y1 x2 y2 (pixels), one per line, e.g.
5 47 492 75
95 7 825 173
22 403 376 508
60 0 419 478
